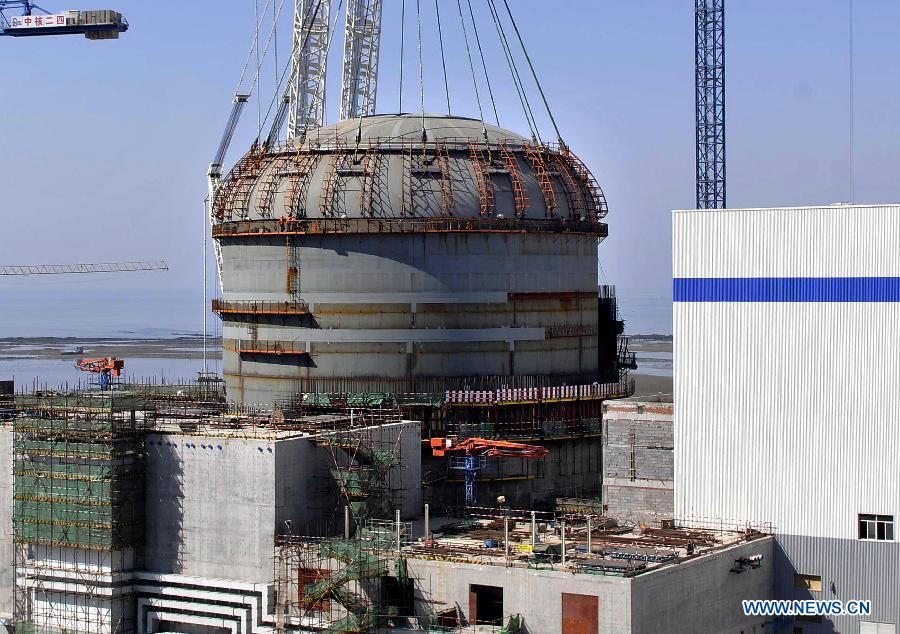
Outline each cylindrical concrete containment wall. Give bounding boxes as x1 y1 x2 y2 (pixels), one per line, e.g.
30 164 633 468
212 115 615 405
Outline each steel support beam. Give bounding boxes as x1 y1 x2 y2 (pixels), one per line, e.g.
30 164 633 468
695 0 725 209
340 0 383 120
287 0 332 140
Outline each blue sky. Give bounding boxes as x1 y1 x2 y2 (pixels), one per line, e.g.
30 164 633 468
1 0 898 301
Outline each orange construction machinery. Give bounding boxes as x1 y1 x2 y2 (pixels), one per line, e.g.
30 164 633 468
430 436 549 459
75 357 124 390
430 436 549 506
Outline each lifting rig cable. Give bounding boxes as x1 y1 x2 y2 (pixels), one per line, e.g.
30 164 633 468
435 0 452 116
230 0 288 139
255 0 262 134
399 0 406 112
416 0 426 145
465 0 500 127
500 0 563 146
258 0 324 145
235 0 275 94
272 0 278 82
320 0 346 127
251 0 290 114
455 0 488 140
486 0 540 144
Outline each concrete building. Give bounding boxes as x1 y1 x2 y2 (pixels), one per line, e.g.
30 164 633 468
674 204 900 633
406 527 773 634
602 398 674 524
2 390 422 634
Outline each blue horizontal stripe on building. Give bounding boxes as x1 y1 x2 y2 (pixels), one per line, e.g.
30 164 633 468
673 277 900 302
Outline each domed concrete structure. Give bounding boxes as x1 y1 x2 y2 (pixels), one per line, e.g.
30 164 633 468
212 114 621 406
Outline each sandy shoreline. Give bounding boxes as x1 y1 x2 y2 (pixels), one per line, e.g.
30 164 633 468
0 336 223 360
631 373 674 398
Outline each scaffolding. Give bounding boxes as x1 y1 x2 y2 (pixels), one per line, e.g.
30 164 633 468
12 391 145 634
274 520 413 634
315 409 405 532
273 408 413 633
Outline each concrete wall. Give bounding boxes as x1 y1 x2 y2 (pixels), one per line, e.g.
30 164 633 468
0 427 12 618
405 536 773 634
631 537 773 634
220 231 601 405
406 557 632 633
602 400 673 524
144 422 422 582
272 435 340 535
144 434 278 582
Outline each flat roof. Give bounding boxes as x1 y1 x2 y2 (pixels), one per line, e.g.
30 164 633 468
673 203 900 214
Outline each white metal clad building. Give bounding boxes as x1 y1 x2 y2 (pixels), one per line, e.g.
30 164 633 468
673 204 900 633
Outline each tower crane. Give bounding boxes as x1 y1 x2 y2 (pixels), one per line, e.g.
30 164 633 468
0 1 127 39
340 0 383 120
0 261 168 276
287 0 333 140
430 437 549 507
695 0 726 209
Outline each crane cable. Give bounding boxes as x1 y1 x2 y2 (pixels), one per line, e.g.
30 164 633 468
251 0 291 133
416 0 426 144
465 0 500 127
273 0 278 82
255 0 262 133
234 0 276 93
257 0 325 145
320 0 346 124
486 0 540 144
500 0 564 146
399 0 406 112
455 0 487 139
435 0 451 115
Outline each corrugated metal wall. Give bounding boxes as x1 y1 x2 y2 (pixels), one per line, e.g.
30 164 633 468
673 204 900 540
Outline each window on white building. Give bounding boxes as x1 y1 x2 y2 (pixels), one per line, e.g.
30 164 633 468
794 573 822 592
858 514 894 541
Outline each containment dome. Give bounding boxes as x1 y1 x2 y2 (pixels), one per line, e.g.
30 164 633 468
214 114 608 223
211 114 623 406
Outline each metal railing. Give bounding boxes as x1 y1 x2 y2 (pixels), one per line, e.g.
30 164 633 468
213 216 607 238
211 299 310 315
231 340 310 356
